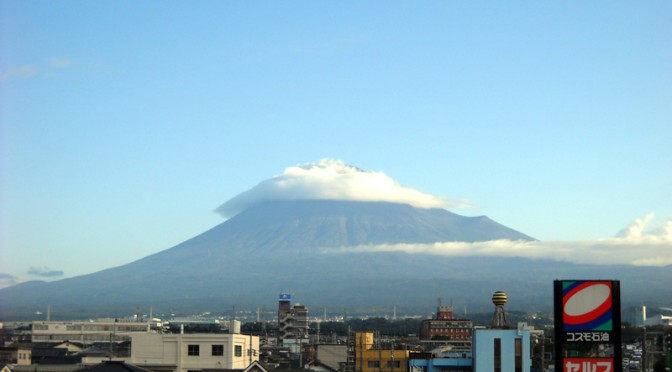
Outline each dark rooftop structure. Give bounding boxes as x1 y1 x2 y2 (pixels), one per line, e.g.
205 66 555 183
74 361 154 372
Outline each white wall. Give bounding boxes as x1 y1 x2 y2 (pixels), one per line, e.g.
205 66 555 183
131 333 259 372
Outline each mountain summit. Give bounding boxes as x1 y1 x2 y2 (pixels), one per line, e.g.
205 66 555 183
215 159 463 218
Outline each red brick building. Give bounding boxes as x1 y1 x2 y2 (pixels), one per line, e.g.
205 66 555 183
419 305 473 341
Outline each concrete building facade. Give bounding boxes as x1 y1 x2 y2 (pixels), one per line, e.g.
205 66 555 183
472 329 531 372
32 321 150 344
277 294 309 352
130 333 259 372
420 305 473 342
355 333 409 372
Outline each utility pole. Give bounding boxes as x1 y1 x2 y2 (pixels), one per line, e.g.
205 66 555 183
540 336 545 372
377 331 382 372
346 327 355 372
390 342 395 372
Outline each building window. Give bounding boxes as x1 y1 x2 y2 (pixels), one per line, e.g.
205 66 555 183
212 344 224 356
494 338 501 372
367 361 380 368
515 338 522 372
386 361 401 368
234 345 242 357
188 344 200 356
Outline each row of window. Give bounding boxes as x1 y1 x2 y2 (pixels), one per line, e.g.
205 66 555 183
32 335 132 341
427 322 472 328
431 328 470 333
33 325 147 332
187 344 243 357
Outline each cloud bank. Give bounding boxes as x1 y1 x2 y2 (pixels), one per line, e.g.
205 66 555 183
324 214 672 266
28 267 65 278
0 273 18 289
216 159 465 218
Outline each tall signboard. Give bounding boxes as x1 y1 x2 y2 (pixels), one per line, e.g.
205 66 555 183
554 280 622 372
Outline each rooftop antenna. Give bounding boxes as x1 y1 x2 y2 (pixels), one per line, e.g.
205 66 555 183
47 305 51 321
260 305 267 339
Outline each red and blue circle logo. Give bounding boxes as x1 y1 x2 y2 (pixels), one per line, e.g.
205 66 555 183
562 281 613 331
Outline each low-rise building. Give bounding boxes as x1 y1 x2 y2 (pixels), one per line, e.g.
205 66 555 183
0 345 32 365
32 321 150 344
355 333 409 372
130 333 259 372
644 314 672 327
409 328 532 372
408 351 472 372
312 344 347 372
419 305 472 341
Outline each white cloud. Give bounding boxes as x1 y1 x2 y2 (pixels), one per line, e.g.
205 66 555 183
323 215 672 267
50 58 73 68
215 160 670 267
0 65 38 82
0 58 76 82
216 159 466 218
617 213 654 239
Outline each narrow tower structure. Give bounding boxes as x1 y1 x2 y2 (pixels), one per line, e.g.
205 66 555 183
491 291 509 328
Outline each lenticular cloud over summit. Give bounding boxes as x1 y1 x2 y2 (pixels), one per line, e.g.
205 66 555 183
216 159 462 218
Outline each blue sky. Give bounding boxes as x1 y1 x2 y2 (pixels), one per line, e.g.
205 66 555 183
1 1 670 286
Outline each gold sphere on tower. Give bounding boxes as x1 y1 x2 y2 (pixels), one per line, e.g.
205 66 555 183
492 291 508 307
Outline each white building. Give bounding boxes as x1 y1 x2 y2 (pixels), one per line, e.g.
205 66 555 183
130 333 259 372
32 321 150 344
472 329 532 372
644 314 672 326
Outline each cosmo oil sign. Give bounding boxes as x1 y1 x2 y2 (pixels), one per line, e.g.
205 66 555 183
554 280 622 372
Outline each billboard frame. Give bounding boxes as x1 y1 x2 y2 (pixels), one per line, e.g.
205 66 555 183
554 280 622 372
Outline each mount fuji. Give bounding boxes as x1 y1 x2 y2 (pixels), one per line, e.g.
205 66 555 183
0 160 669 319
